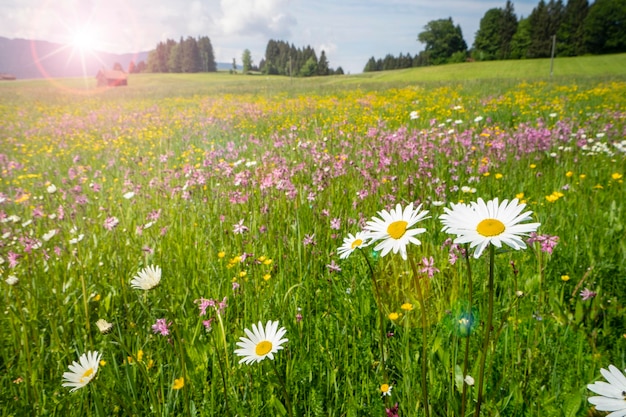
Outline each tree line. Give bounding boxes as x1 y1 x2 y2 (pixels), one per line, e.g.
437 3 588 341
364 0 626 72
145 36 217 73
258 39 343 76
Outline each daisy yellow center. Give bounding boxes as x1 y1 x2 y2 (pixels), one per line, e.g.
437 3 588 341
476 218 505 237
381 384 390 393
387 220 408 239
256 340 273 356
350 239 363 249
80 367 94 382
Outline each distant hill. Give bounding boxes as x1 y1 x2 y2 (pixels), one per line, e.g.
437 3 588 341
0 37 235 79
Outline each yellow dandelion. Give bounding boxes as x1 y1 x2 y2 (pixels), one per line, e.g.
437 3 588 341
400 303 414 311
612 173 623 180
561 275 570 282
388 312 400 321
566 171 574 178
263 274 271 281
218 251 226 258
173 377 184 390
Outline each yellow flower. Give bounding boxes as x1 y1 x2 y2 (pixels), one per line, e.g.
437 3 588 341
380 383 393 396
388 312 400 321
14 194 30 204
515 192 524 200
173 377 184 390
545 191 564 202
263 274 271 281
218 251 226 258
99 360 106 366
579 174 586 179
400 303 414 311
495 173 503 179
263 259 273 265
239 271 247 278
611 173 622 180
561 275 570 282
565 171 574 178
530 164 537 169
483 172 491 177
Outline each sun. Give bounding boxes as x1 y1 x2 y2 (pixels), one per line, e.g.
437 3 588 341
69 26 100 52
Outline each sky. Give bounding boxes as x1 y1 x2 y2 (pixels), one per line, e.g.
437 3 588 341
0 0 542 74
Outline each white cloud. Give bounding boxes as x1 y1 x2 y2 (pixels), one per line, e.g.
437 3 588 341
216 0 297 37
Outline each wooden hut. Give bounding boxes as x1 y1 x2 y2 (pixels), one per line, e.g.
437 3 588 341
96 70 128 87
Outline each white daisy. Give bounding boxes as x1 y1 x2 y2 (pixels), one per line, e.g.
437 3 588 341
587 365 626 417
62 351 102 392
130 265 161 290
380 383 393 396
234 320 288 365
439 198 540 258
337 231 370 259
365 203 430 260
5 275 19 286
95 319 113 334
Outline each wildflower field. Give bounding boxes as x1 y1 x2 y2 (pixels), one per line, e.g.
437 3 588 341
1 63 625 417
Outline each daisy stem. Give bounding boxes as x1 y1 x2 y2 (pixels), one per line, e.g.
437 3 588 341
79 273 93 349
409 256 430 417
475 245 495 416
460 244 473 417
358 249 388 380
213 310 232 412
272 360 294 417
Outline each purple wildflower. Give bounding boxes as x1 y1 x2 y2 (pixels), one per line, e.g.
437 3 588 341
326 260 342 273
103 216 119 231
420 256 440 278
233 219 249 234
580 288 597 301
152 318 171 336
303 234 316 246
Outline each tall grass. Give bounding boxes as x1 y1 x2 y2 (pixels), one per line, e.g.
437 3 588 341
1 57 625 416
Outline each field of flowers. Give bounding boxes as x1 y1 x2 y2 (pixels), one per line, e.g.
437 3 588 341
1 74 625 417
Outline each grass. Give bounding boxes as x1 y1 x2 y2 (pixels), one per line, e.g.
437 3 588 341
0 54 625 417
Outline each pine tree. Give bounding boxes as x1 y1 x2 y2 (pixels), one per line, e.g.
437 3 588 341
168 38 183 72
473 8 504 60
528 1 553 57
317 50 329 75
181 36 201 73
499 1 518 59
510 17 532 58
197 36 217 72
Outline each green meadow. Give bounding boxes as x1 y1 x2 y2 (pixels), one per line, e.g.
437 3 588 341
0 54 625 417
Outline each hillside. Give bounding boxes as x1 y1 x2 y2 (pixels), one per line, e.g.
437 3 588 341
0 37 234 80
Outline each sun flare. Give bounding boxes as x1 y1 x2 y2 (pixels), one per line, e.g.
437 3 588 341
69 26 99 52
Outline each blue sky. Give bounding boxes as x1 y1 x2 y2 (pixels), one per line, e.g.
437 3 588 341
0 0 542 74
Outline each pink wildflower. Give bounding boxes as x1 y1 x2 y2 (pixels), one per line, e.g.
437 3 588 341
580 288 597 301
152 318 171 336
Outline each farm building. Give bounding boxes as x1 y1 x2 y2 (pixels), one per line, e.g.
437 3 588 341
96 70 128 87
